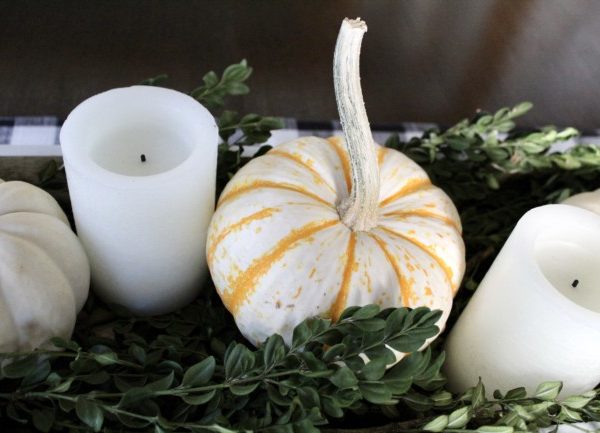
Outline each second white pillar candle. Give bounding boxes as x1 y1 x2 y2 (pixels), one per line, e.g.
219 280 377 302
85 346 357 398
444 204 600 396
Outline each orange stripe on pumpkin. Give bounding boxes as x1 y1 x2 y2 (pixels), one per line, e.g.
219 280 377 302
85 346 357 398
221 219 340 314
379 178 432 208
369 233 413 306
377 147 386 167
218 180 333 208
382 209 461 232
329 232 356 321
268 150 336 193
326 137 352 193
208 207 280 264
378 226 456 292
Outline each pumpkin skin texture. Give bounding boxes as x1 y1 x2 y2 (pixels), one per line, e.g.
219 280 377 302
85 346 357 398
0 179 90 352
207 137 465 347
562 189 600 215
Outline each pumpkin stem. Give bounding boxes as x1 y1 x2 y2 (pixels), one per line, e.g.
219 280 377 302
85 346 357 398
334 18 379 232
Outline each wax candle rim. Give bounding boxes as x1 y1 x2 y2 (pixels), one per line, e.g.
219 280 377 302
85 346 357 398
60 86 218 189
525 204 600 327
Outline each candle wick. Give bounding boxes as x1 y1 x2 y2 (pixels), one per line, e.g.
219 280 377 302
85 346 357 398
141 154 146 163
572 279 579 288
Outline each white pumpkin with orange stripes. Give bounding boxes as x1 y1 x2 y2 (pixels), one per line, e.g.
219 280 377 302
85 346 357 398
207 19 465 350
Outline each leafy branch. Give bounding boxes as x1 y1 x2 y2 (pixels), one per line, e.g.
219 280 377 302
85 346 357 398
386 102 599 194
0 305 445 432
421 380 599 433
190 59 253 110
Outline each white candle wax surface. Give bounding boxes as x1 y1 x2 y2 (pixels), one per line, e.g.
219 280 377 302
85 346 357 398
444 204 600 396
60 86 218 315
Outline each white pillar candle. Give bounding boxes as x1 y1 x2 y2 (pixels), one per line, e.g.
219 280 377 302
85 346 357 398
444 204 600 396
60 86 218 315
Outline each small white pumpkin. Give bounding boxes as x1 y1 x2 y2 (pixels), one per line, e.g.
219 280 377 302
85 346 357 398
207 19 465 348
0 179 90 352
562 189 600 215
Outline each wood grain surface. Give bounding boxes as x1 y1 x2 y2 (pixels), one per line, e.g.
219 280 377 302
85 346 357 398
2 0 600 129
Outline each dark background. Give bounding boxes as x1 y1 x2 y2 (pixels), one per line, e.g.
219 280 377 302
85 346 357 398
1 0 600 129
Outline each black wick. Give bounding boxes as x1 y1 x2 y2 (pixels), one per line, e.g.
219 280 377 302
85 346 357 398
572 279 579 288
140 154 147 163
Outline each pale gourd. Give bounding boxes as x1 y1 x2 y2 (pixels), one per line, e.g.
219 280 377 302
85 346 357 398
0 179 90 352
562 189 600 215
207 19 466 349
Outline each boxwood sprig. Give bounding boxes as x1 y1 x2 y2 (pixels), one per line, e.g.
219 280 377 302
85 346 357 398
0 304 444 433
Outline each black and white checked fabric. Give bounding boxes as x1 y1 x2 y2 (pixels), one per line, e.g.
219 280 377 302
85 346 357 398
0 117 63 156
1 116 599 156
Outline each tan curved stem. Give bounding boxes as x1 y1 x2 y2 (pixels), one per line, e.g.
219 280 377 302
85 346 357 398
334 18 379 232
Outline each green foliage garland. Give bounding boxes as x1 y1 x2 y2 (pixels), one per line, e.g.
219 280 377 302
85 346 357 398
1 61 600 433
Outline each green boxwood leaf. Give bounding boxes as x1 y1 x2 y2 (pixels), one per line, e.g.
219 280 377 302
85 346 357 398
79 371 111 385
534 381 562 401
385 351 425 382
146 371 174 392
119 387 153 408
384 376 412 395
91 351 118 366
76 398 104 432
431 390 453 407
21 359 51 386
224 345 255 379
364 345 396 365
291 321 312 349
50 377 74 393
354 318 386 332
423 415 449 432
32 409 55 433
263 334 286 367
477 426 514 433
329 366 358 389
322 343 347 362
58 398 76 413
447 407 472 428
182 389 216 405
6 403 27 424
359 381 395 404
386 325 438 352
352 304 381 320
471 379 486 409
322 396 344 418
360 357 387 381
129 344 146 365
2 355 38 378
298 351 327 371
562 393 595 409
384 308 409 337
50 337 80 352
297 386 321 407
202 71 219 87
222 60 252 82
259 117 284 130
226 82 249 95
505 387 527 400
299 369 333 378
559 406 583 422
183 356 215 387
230 382 260 396
116 411 153 428
339 306 361 320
